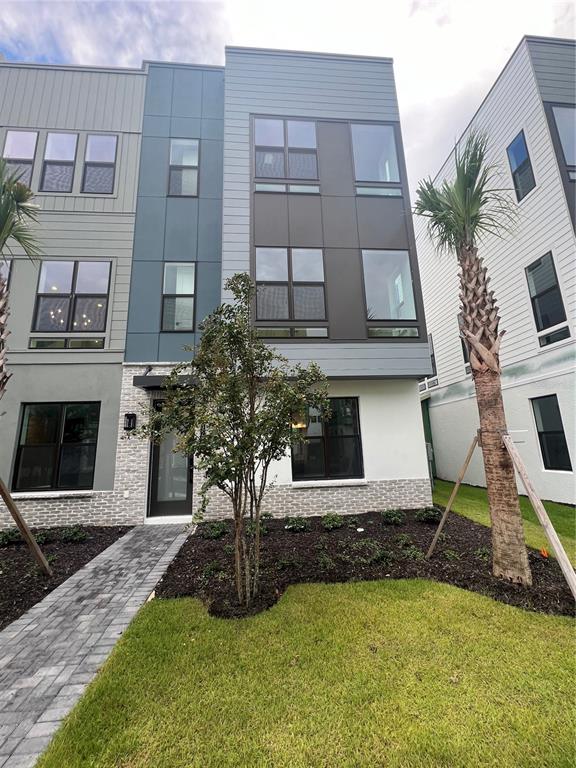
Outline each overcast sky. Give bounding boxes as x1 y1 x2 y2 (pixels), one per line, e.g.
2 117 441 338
1 0 574 195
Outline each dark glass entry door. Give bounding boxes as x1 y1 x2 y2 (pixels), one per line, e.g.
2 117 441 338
148 426 192 517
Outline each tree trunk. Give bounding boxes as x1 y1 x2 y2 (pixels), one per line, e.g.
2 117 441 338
474 370 532 584
457 245 531 586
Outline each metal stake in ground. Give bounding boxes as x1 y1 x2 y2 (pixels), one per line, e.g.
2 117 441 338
0 476 53 577
426 433 479 560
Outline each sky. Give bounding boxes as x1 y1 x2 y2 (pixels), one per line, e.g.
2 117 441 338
1 0 574 195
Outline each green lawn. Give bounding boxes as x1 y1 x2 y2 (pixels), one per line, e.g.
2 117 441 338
433 479 576 564
39 580 574 768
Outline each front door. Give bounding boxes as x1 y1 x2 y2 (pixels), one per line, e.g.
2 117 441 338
148 425 192 518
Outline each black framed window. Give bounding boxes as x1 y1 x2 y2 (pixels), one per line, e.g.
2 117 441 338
362 250 416 321
531 395 572 472
292 398 363 481
13 402 100 491
351 123 400 187
40 133 77 192
2 130 37 186
82 134 117 194
506 131 536 202
552 106 575 174
526 253 569 347
256 247 325 322
254 118 318 180
33 260 110 333
168 139 198 196
0 258 11 287
461 337 471 375
162 263 195 331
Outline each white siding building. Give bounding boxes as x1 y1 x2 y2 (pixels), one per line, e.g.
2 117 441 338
417 36 575 504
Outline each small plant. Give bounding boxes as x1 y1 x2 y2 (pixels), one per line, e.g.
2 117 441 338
60 525 87 543
202 560 224 579
415 506 442 524
443 548 461 562
223 543 235 556
380 509 405 525
261 511 273 520
349 539 392 566
199 521 228 540
0 528 22 546
321 513 345 531
394 533 412 548
284 516 310 533
317 550 337 571
473 546 490 562
277 555 302 570
402 544 425 561
247 520 269 537
347 516 359 529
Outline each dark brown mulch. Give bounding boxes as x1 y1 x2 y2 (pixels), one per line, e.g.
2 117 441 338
0 525 131 631
156 511 575 619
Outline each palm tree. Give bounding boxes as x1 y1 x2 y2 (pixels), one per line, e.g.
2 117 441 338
414 132 531 586
0 159 41 399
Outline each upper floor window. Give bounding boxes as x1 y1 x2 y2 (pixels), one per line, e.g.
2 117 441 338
525 253 569 347
40 133 77 193
254 118 318 180
552 106 576 176
33 260 110 333
82 135 117 194
169 139 198 196
531 395 572 472
351 124 400 184
2 131 37 186
0 259 11 286
13 402 100 491
291 398 363 481
162 263 195 331
255 247 325 322
461 337 471 375
506 131 535 202
361 250 416 321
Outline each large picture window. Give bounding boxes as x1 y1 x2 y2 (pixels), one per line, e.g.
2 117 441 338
351 124 400 183
362 250 416 321
506 131 536 202
2 130 37 186
256 248 325 322
525 253 569 347
162 263 195 331
33 260 110 333
292 398 363 481
254 118 318 180
14 402 100 491
82 134 117 194
531 395 572 472
40 132 78 193
169 139 199 196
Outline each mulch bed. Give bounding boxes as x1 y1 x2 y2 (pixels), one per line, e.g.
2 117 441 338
156 510 575 619
0 525 131 631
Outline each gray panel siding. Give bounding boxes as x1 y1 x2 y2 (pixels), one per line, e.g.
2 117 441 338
527 38 576 104
276 342 431 377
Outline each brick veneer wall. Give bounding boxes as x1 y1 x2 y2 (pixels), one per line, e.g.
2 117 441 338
1 365 433 528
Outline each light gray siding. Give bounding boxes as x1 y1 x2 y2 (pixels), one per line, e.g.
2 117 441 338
527 37 576 104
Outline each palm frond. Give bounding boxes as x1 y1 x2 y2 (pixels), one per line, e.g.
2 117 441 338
414 132 517 254
0 158 41 259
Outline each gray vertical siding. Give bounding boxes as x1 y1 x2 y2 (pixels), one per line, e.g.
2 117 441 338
527 37 576 104
125 64 224 362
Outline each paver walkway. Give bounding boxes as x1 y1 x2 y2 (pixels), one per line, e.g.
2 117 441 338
0 524 189 768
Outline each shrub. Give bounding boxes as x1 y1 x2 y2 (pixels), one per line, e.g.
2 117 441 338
402 544 425 561
199 521 229 540
380 509 405 525
394 533 412 548
317 550 337 571
60 526 87 543
0 528 22 547
347 516 359 529
415 506 442 524
349 539 392 566
321 513 345 531
473 546 490 562
277 555 302 570
202 561 225 579
443 548 461 562
284 516 310 533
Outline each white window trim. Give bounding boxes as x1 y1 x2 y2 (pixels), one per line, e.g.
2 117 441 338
291 479 367 489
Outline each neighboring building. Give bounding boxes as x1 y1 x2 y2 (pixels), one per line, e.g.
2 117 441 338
417 36 575 504
0 46 433 528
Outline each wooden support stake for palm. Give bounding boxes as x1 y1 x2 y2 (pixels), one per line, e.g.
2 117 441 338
502 434 576 600
426 434 479 560
0 476 53 577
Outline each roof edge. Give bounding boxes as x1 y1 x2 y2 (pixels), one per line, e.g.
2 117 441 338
225 45 393 64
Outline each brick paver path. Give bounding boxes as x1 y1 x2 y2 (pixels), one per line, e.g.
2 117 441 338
0 524 189 767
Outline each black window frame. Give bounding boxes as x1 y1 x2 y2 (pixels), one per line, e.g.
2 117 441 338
291 397 364 482
81 134 118 195
525 252 570 347
40 132 79 194
13 401 101 491
168 138 199 198
551 104 576 175
2 129 38 188
32 260 111 335
506 130 536 202
253 117 319 182
461 336 471 375
349 121 403 195
361 248 418 325
255 247 326 323
531 395 572 472
161 262 196 332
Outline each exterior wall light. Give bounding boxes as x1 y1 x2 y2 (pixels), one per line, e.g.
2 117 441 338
124 413 137 431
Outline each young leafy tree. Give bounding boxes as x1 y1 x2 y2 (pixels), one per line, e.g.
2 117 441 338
414 132 532 586
142 273 329 606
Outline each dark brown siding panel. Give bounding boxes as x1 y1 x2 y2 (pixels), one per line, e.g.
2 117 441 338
317 121 355 197
288 195 324 247
356 197 410 249
253 193 289 246
324 248 365 340
321 197 359 248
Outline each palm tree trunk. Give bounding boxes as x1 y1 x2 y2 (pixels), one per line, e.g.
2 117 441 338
0 275 10 400
458 245 531 586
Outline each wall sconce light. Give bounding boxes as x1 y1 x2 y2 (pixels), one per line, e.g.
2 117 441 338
124 413 137 431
